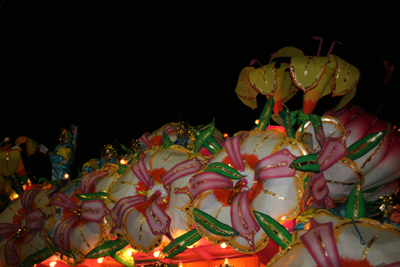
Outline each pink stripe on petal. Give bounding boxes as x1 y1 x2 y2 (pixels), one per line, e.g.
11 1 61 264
81 170 109 194
326 105 364 126
139 132 151 148
21 187 41 214
53 216 79 252
0 223 21 236
5 238 20 266
385 261 400 267
300 219 341 267
163 124 177 135
318 135 348 172
112 195 146 228
231 191 259 251
50 192 79 210
80 200 106 223
131 157 153 187
24 209 45 230
162 158 204 186
145 200 174 242
345 112 377 146
225 134 245 172
365 133 400 186
189 172 234 199
254 149 296 180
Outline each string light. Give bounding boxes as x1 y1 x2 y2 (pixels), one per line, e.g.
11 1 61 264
50 262 57 267
120 159 126 164
64 173 69 179
223 133 229 138
97 257 104 263
220 242 227 249
255 119 259 125
153 250 160 257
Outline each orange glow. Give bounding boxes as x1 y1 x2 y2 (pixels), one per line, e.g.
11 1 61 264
187 245 194 249
64 173 69 179
255 119 259 125
97 257 104 263
50 262 57 267
394 125 397 129
223 133 229 138
220 242 227 249
120 159 126 164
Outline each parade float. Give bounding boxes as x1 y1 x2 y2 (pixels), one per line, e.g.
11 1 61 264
1 45 399 267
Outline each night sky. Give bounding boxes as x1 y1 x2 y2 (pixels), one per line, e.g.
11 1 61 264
1 1 399 180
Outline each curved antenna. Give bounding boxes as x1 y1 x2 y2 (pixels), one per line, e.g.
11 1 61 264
327 41 343 56
312 36 323 56
249 59 263 67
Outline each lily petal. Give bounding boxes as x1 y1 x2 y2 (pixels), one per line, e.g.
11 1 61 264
145 199 174 242
225 134 245 172
162 158 204 186
80 199 106 223
300 218 341 267
254 148 296 180
231 191 260 251
189 172 234 199
318 135 348 172
131 157 154 187
81 170 109 194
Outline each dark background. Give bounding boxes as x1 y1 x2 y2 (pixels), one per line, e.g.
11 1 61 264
1 1 399 180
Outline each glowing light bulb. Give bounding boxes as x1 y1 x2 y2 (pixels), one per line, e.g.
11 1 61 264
126 250 132 256
223 133 229 138
179 261 183 267
255 119 260 125
64 173 69 179
153 250 160 257
220 242 227 249
120 159 126 164
224 257 229 265
394 125 397 129
50 262 57 267
97 257 104 263
187 245 193 249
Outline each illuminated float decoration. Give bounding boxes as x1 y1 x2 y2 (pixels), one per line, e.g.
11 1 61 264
0 45 399 267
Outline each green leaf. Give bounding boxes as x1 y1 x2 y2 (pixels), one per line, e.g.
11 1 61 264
347 131 387 161
346 182 365 220
204 162 245 180
253 211 292 250
85 239 129 259
193 208 239 236
119 143 133 154
47 235 75 258
309 114 323 133
76 192 108 201
363 185 381 193
303 175 309 190
110 249 135 267
256 98 274 131
162 229 202 258
278 105 297 138
289 154 320 172
117 164 128 174
38 177 51 184
20 248 53 267
193 121 223 154
162 131 172 149
132 149 141 161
